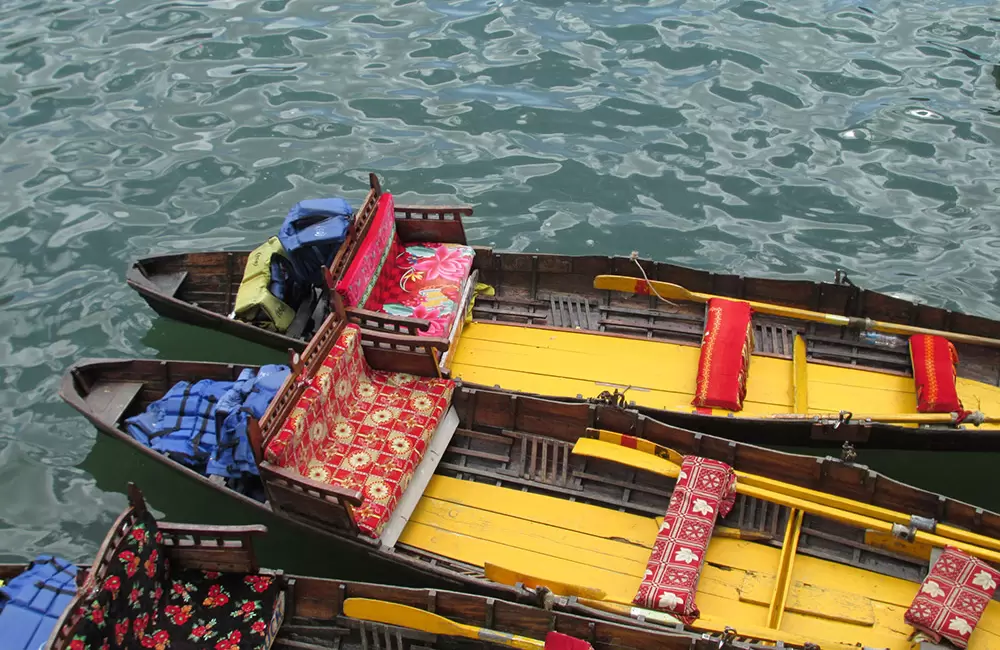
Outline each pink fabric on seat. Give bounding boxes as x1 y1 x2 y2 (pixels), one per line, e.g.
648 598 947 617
335 193 474 338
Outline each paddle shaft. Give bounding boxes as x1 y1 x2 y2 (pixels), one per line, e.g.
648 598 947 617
584 431 1000 554
572 438 1000 563
594 275 1000 349
765 411 999 425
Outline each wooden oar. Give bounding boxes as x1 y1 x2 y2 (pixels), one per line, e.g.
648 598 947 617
343 598 545 650
763 411 998 425
594 274 1000 349
572 437 1000 564
483 568 822 647
581 429 1000 553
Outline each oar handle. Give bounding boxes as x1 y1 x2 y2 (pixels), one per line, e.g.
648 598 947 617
478 629 546 650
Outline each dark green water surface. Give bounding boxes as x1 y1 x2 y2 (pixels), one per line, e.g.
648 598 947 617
2 0 1000 580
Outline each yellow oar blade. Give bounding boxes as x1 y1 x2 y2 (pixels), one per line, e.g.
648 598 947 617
593 275 694 301
344 598 472 638
585 428 684 465
344 598 546 650
572 438 679 478
485 563 607 600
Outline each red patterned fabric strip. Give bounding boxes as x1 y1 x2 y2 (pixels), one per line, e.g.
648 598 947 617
335 193 399 308
909 334 962 413
904 546 1000 648
632 456 736 623
691 298 754 412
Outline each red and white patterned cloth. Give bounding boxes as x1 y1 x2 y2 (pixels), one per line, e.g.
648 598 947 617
264 324 454 538
633 456 737 623
910 334 963 413
335 193 475 339
691 298 754 412
904 546 1000 648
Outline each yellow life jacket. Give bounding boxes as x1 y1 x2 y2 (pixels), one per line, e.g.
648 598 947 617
234 237 296 333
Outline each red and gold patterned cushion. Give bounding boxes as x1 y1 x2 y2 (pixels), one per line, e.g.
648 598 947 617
264 324 455 538
904 546 1000 648
335 192 475 339
691 298 754 412
910 334 963 413
633 456 736 623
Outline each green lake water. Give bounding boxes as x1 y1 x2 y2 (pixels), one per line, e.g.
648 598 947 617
2 0 1000 582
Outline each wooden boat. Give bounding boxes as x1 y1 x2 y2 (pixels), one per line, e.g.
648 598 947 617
61 314 1000 649
38 484 735 650
126 174 1000 450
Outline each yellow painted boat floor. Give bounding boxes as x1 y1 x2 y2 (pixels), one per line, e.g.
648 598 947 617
398 475 1000 649
449 322 1000 427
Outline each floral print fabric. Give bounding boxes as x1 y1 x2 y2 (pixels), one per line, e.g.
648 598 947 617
265 323 455 538
633 456 737 623
66 511 283 650
335 193 474 339
904 546 1000 648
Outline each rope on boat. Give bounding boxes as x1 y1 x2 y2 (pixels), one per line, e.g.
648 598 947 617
629 252 677 307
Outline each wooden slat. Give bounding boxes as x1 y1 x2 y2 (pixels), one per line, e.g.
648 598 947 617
767 509 803 629
793 334 808 414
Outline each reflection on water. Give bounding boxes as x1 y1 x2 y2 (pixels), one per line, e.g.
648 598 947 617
1 0 1000 571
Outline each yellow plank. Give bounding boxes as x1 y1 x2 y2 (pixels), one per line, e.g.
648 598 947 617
397 520 644 603
767 509 803 629
792 334 808 413
453 323 793 408
742 572 875 626
423 475 657 546
410 497 649 575
455 322 1000 429
704 537 920 609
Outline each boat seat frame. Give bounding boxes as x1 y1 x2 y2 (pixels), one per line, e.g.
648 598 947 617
322 173 475 373
248 311 452 542
47 483 284 649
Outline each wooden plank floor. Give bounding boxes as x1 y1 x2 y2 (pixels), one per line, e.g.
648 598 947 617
398 475 1000 649
448 322 1000 428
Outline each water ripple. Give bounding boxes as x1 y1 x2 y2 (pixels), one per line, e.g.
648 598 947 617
1 0 1000 563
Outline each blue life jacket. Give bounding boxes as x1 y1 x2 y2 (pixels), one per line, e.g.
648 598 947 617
208 364 290 479
125 379 234 469
0 555 77 650
277 198 353 287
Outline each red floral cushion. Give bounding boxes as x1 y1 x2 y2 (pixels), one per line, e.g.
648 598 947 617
910 334 963 413
632 456 737 623
334 192 475 339
904 546 1000 648
364 241 475 339
67 514 284 650
691 299 754 412
265 324 455 537
336 193 399 308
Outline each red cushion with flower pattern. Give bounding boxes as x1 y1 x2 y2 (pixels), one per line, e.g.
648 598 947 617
335 192 474 339
904 546 1000 648
691 298 754 412
910 334 963 413
265 323 455 538
632 456 737 623
64 511 284 650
